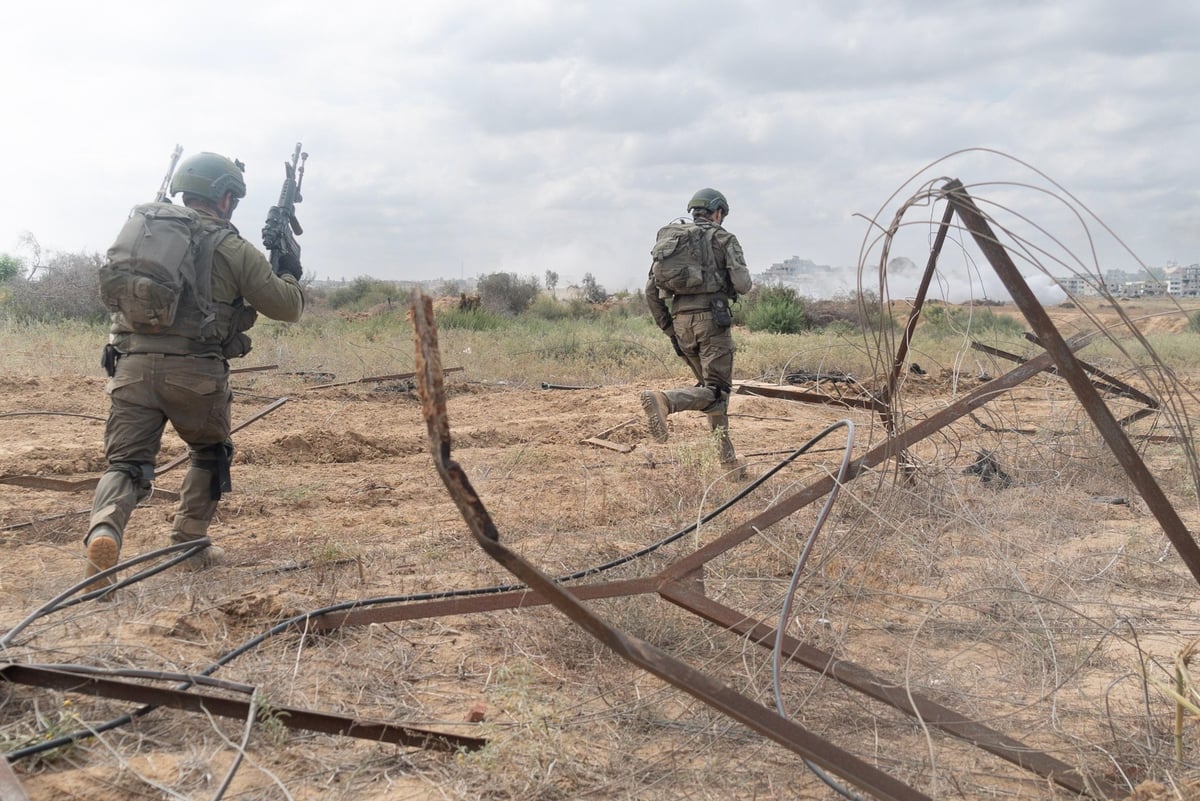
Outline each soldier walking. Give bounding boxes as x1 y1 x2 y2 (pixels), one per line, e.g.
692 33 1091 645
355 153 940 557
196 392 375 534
641 188 752 466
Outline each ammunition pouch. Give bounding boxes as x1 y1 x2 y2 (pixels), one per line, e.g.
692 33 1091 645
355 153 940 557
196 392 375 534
222 332 253 360
711 297 732 329
220 300 258 359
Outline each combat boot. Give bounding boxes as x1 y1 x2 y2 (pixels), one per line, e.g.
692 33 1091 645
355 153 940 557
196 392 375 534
640 390 671 442
169 532 226 570
706 410 743 477
83 524 121 593
182 544 226 571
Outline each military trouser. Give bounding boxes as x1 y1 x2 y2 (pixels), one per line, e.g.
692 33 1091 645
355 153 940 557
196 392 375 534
88 353 233 548
662 308 737 464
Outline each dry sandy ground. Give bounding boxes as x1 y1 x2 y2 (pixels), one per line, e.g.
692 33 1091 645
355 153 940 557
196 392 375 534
2 301 1200 800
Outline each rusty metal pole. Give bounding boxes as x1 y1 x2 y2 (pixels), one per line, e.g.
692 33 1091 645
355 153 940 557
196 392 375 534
882 197 958 436
944 180 1200 586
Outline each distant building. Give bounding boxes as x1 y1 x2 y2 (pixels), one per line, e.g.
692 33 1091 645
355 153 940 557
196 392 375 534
755 256 852 298
1055 267 1189 298
1166 263 1200 297
1120 279 1168 297
1052 274 1101 298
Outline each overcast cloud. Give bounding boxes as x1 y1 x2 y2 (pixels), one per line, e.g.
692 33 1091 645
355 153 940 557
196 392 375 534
3 0 1198 300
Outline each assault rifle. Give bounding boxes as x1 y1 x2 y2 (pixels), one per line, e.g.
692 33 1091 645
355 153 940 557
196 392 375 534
262 142 308 278
154 144 183 203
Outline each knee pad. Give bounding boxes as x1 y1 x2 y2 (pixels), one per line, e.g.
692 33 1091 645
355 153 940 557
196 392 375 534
107 461 154 501
704 381 731 402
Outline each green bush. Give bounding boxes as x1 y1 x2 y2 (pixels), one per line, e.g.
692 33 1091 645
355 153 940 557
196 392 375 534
742 286 808 334
1 250 107 323
920 304 1025 339
0 253 24 283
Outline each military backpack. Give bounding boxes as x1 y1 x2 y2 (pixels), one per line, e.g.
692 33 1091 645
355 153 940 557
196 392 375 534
99 202 230 337
650 220 726 295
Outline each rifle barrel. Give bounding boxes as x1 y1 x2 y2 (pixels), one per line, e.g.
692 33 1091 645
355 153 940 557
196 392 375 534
155 144 183 203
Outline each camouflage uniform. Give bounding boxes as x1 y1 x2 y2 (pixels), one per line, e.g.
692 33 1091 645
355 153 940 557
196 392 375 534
88 209 304 553
644 216 752 462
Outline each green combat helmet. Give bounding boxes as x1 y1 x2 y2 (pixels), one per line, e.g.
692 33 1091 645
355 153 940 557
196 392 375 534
687 187 729 216
169 152 247 201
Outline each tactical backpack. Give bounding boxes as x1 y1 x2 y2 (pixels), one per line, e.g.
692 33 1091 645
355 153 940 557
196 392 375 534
99 202 229 337
650 220 726 295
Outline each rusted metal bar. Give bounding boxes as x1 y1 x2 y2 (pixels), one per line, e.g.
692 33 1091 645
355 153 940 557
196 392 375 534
305 577 659 633
306 368 463 391
541 382 601 390
0 509 88 533
588 417 637 440
658 583 1119 799
971 341 1129 398
968 411 1036 434
1024 333 1159 408
945 180 1200 587
1116 407 1159 427
733 381 883 412
972 338 1158 409
0 477 179 502
410 290 932 801
882 198 958 436
663 344 1068 583
0 476 113 493
229 364 279 374
0 663 484 752
1137 433 1190 444
581 437 633 453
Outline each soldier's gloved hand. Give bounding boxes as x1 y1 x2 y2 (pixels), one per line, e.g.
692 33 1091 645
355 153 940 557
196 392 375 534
669 334 685 357
276 252 303 281
262 207 286 250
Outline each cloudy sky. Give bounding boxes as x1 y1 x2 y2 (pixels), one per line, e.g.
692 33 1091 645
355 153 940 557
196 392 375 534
4 1 1198 300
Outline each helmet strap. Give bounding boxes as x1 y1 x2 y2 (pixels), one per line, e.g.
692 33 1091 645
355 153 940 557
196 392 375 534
216 192 237 220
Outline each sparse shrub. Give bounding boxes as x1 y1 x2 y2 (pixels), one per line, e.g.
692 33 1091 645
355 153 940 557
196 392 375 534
326 276 408 311
478 272 540 315
800 290 896 332
527 294 572 321
2 250 107 323
581 272 608 304
566 298 599 319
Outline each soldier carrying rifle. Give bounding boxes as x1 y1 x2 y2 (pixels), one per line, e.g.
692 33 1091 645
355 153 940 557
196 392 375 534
84 146 309 591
